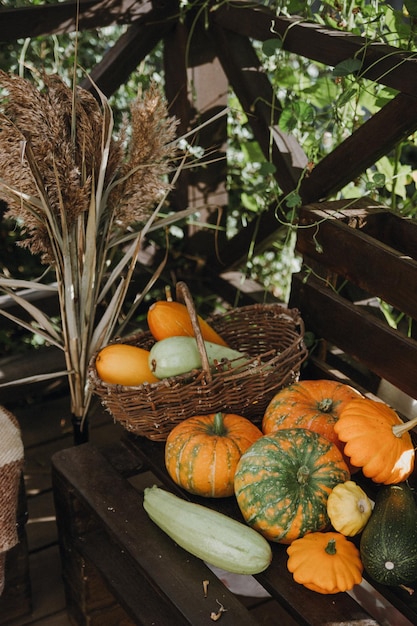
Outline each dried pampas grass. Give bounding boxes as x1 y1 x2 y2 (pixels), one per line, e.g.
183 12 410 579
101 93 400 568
0 71 177 262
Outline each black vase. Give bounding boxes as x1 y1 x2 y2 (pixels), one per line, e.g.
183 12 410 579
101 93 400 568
71 413 89 445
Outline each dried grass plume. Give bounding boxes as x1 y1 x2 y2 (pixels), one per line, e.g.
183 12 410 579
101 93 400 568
0 71 177 262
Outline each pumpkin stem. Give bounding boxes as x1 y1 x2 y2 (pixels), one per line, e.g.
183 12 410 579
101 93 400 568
211 412 227 436
297 465 310 485
392 413 417 438
165 284 173 301
325 538 337 555
317 398 334 413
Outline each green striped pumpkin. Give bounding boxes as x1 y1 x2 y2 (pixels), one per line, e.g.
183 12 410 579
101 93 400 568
234 428 350 544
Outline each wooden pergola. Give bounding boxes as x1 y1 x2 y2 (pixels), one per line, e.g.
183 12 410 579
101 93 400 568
1 0 417 296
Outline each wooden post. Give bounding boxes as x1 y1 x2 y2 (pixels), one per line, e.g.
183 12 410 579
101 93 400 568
163 11 228 261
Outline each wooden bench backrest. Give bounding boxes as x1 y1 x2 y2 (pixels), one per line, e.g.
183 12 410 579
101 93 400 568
289 198 417 411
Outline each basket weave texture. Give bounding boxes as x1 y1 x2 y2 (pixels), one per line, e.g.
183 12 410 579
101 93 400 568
88 302 307 441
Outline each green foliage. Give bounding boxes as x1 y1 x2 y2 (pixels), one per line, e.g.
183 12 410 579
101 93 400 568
1 0 417 312
225 0 417 298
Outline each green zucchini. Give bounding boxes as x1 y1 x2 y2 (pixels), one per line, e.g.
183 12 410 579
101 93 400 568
148 335 249 378
360 483 417 586
143 485 272 575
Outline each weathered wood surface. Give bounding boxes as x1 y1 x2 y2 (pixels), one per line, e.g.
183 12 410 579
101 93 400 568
291 271 417 398
52 442 268 625
297 203 417 320
79 2 179 97
0 389 125 626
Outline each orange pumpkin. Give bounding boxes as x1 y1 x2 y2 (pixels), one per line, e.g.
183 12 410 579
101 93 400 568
262 379 361 470
147 300 228 346
334 397 415 484
287 531 363 594
165 412 263 498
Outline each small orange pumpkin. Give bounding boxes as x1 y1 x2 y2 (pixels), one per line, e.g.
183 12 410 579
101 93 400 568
148 300 228 346
165 412 263 498
287 531 363 594
262 379 361 470
334 397 415 484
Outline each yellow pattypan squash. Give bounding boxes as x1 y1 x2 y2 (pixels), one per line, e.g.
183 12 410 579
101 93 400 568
327 480 373 536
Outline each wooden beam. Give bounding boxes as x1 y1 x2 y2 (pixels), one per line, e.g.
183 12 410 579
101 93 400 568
0 0 151 42
211 23 308 195
163 20 192 212
300 92 417 203
80 4 178 97
290 271 417 399
213 1 417 98
297 204 417 320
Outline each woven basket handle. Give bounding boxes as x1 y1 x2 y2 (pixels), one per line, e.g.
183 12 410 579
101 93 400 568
176 281 212 382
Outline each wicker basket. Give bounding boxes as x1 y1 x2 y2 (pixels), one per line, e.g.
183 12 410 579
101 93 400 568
88 282 307 440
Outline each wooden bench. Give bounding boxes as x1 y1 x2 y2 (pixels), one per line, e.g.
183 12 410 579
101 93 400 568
51 199 417 625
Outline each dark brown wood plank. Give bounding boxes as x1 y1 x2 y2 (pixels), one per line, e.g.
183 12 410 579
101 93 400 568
299 92 417 203
163 20 193 212
363 211 417 258
210 23 308 195
213 2 417 97
80 3 178 97
290 271 417 399
76 529 188 626
297 206 417 319
297 199 417 258
0 534 32 623
0 0 151 42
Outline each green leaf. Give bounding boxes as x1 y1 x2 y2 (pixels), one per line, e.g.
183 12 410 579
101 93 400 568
279 107 298 132
259 161 276 176
241 192 258 212
285 191 302 209
262 38 282 57
303 77 338 108
280 101 315 132
372 172 386 187
333 58 362 77
336 86 358 108
294 101 315 124
241 141 264 162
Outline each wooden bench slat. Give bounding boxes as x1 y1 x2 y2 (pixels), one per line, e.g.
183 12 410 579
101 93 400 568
290 271 417 399
75 530 187 626
297 206 417 320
